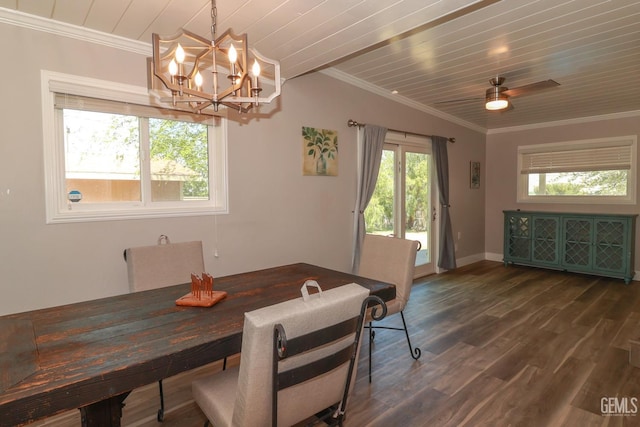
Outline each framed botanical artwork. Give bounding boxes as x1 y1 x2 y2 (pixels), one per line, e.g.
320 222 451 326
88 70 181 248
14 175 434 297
302 126 338 176
470 161 480 189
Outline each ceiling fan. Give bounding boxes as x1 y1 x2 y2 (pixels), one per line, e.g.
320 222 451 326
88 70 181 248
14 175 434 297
435 76 560 111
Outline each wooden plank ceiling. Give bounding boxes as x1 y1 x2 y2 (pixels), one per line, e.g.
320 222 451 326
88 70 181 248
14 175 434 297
1 0 638 131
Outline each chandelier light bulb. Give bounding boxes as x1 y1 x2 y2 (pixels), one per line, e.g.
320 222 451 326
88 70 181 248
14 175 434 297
228 44 237 64
169 59 178 76
251 60 261 77
175 43 185 64
194 70 203 88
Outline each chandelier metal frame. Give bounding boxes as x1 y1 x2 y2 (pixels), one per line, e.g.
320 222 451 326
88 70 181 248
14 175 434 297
149 0 281 115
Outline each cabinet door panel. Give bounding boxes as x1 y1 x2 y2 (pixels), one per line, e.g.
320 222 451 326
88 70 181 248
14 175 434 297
506 214 531 261
563 218 592 269
532 216 559 265
593 219 626 273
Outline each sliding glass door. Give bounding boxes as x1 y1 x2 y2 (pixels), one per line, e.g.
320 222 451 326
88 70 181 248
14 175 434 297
365 137 436 277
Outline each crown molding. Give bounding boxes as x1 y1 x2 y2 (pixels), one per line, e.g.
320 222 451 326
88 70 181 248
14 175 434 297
320 68 487 135
322 67 640 137
0 7 150 55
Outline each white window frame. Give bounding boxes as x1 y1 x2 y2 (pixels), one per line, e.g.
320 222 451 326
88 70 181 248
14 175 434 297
41 70 228 223
517 135 637 205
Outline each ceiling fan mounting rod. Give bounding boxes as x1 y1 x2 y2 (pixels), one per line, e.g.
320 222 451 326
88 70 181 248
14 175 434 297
490 76 506 87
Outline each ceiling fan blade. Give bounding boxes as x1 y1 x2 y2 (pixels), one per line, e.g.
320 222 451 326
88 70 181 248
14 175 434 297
503 79 560 97
434 97 483 105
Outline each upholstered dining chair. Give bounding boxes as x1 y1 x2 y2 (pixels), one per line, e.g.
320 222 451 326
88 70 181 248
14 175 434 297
358 234 421 382
124 236 205 422
192 281 384 427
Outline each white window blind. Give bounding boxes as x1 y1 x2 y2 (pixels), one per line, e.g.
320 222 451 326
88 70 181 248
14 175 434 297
520 143 632 174
54 93 214 124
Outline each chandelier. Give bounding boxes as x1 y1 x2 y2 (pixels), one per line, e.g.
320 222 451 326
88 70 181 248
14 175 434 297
149 0 281 115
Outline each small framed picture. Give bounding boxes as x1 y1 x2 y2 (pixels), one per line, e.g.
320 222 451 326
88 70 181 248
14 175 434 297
302 126 338 176
470 161 480 189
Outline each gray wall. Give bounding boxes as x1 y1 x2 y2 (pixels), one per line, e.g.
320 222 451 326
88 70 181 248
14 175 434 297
0 22 486 315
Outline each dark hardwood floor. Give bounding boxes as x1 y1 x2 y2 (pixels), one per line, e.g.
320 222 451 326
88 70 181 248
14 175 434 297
30 261 640 426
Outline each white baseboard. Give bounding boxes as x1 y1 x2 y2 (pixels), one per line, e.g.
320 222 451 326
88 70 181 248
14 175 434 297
456 253 487 267
433 252 487 274
484 252 503 263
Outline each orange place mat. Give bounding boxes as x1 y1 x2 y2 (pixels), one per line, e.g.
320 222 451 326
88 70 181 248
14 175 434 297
175 290 228 307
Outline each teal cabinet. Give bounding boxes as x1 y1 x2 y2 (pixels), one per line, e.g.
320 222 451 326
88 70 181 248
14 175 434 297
504 211 636 284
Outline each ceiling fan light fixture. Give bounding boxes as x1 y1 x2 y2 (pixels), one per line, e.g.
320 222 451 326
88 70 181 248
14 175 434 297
437 76 558 112
485 97 509 110
485 86 509 110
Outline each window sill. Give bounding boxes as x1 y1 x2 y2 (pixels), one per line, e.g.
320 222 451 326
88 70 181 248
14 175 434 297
46 204 227 224
517 195 636 205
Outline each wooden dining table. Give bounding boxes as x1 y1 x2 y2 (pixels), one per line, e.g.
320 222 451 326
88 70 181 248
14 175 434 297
0 263 394 427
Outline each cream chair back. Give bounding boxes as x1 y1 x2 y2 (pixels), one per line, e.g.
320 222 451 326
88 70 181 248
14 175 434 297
125 240 204 292
358 234 418 313
192 282 371 427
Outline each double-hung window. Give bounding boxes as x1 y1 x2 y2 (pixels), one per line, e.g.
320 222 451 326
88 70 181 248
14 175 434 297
42 71 228 223
517 136 637 204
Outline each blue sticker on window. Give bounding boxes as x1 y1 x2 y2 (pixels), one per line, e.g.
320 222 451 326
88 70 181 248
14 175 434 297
68 190 82 202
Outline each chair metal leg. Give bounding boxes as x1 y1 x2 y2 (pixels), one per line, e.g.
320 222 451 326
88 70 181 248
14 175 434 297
368 321 373 383
157 380 165 422
367 311 421 383
399 311 421 360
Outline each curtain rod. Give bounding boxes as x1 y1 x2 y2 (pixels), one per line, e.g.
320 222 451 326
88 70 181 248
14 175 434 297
347 119 455 143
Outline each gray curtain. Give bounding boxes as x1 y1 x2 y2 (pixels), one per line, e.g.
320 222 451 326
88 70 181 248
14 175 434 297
351 124 387 273
432 136 457 270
